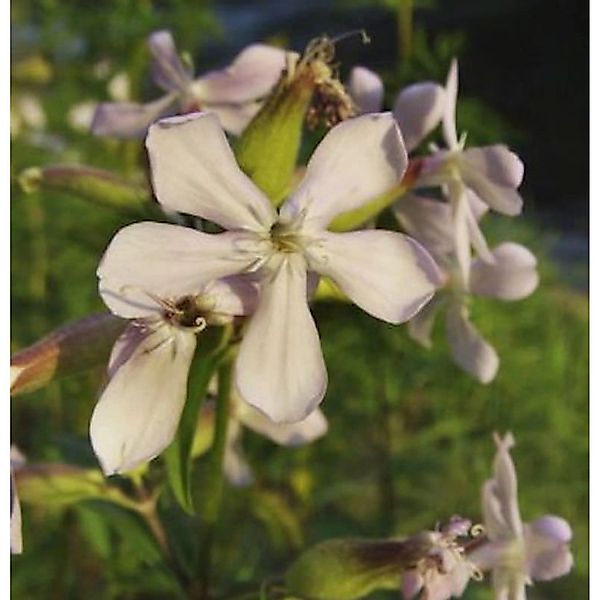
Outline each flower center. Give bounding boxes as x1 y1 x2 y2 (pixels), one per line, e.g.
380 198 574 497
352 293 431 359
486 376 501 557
269 221 306 254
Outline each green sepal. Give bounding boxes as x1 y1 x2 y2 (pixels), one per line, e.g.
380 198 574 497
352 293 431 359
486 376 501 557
163 326 230 514
18 164 152 214
234 59 317 206
285 538 404 600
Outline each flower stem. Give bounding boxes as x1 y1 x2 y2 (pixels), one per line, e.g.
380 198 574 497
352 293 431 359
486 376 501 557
195 355 234 598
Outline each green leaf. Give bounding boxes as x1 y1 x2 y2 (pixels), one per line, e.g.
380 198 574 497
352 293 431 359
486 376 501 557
163 328 229 514
15 463 139 512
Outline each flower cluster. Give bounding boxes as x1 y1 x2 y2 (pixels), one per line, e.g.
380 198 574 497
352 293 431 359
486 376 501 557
349 61 538 382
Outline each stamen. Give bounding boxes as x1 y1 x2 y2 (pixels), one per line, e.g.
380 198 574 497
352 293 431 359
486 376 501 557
330 29 371 46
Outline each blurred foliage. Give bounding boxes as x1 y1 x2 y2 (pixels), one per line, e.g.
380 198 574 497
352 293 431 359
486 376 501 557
11 0 587 599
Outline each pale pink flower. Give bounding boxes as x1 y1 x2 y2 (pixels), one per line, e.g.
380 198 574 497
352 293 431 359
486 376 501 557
470 434 574 599
91 31 288 138
10 447 25 554
395 196 538 383
97 111 441 423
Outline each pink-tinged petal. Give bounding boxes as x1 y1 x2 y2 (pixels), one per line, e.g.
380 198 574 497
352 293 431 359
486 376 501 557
445 304 499 384
465 200 494 264
148 30 193 93
204 101 262 136
442 59 459 149
467 189 490 220
402 569 424 599
490 433 524 538
493 570 527 600
347 66 384 114
310 230 441 324
281 113 407 229
10 470 22 554
393 194 454 261
193 44 288 104
91 94 176 139
524 516 573 582
471 242 539 300
204 276 259 316
146 112 275 230
481 480 513 540
237 396 328 446
98 222 259 318
90 323 196 474
223 419 254 487
393 82 445 151
235 254 327 423
450 183 472 289
407 293 445 348
462 146 524 188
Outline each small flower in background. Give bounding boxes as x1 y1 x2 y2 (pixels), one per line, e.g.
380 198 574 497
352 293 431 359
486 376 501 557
91 30 289 139
470 433 574 599
10 93 47 137
99 111 440 423
90 277 257 475
395 195 538 383
347 65 446 153
10 447 26 555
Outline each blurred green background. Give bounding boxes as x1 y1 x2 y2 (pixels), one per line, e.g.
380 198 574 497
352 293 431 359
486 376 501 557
11 0 588 598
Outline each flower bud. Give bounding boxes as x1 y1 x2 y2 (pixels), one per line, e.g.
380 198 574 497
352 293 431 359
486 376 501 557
18 165 151 213
11 313 126 396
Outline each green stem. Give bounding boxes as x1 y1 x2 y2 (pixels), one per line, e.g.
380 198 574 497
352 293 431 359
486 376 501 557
195 356 234 598
397 0 414 63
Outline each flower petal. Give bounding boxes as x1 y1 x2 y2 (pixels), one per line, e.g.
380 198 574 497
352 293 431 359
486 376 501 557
204 275 259 316
98 222 259 318
471 243 539 300
407 293 446 348
90 322 197 474
490 432 524 537
223 419 254 487
460 150 524 216
91 94 176 139
524 516 574 581
445 303 499 383
237 395 328 446
146 112 275 230
393 82 445 151
235 254 327 423
347 66 384 114
393 194 455 262
281 113 407 229
192 44 288 104
309 230 441 324
148 30 193 93
204 101 262 136
442 59 459 149
10 470 22 554
462 146 524 188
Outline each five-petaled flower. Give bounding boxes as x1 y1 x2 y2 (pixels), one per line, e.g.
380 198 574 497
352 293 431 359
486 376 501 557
91 277 257 474
97 111 441 424
470 433 574 599
92 30 288 139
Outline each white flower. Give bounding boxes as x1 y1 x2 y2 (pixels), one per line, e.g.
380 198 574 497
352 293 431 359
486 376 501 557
347 65 446 152
90 277 257 475
91 31 289 139
470 433 574 599
395 195 538 383
97 111 441 423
